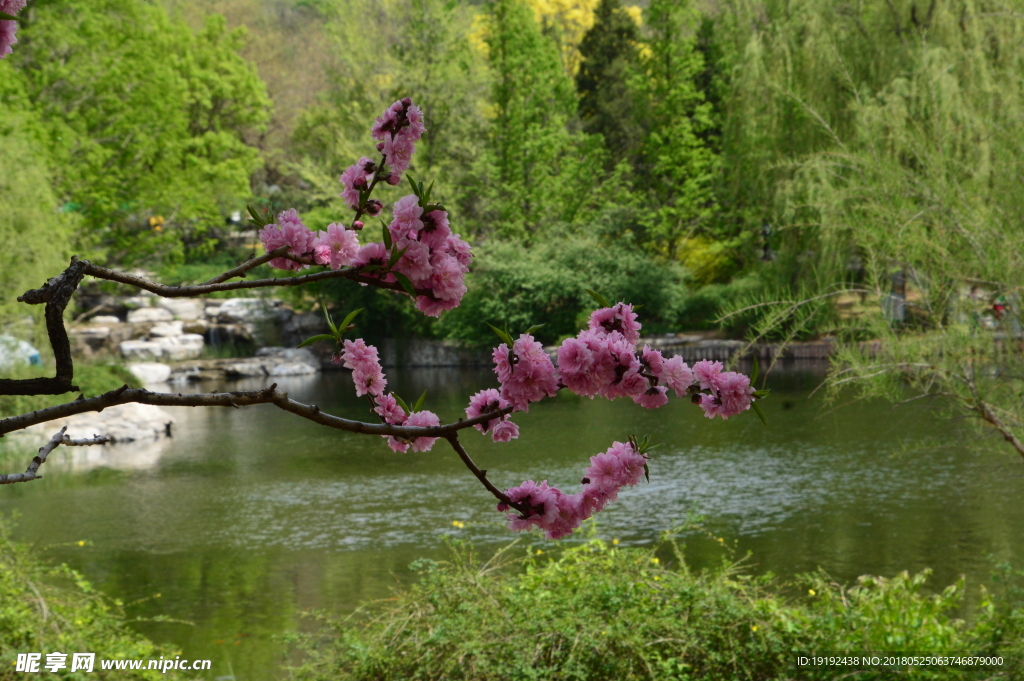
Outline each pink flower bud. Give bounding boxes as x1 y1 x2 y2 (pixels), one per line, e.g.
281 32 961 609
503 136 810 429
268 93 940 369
364 200 383 217
386 173 401 185
352 220 364 230
376 142 385 152
352 176 367 190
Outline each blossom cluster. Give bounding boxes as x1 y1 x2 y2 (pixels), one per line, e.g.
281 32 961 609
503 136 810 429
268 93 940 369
0 0 26 59
258 209 359 272
340 339 441 453
498 441 648 540
260 99 471 316
369 194 471 317
490 303 755 420
465 389 519 443
340 98 425 211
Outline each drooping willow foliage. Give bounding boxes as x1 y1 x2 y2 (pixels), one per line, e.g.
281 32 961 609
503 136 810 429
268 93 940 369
717 0 1024 456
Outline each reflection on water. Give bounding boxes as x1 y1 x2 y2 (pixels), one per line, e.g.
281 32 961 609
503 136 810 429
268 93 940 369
1 367 1023 681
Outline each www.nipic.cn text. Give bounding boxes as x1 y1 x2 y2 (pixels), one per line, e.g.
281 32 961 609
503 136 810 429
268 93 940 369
15 652 212 673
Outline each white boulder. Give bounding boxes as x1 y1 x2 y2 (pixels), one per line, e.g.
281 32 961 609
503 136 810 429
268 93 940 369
157 298 204 321
217 298 280 323
127 362 172 384
127 307 174 324
267 362 317 376
92 315 122 325
149 321 184 337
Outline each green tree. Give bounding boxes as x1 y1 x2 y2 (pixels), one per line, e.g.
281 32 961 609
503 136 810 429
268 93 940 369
0 64 74 332
12 0 269 266
478 0 606 237
575 0 642 165
633 0 719 262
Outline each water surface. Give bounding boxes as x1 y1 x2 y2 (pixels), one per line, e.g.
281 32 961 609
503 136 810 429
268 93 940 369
1 368 1022 680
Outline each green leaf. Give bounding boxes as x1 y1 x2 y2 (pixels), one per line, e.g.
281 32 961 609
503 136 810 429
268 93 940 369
424 180 435 204
752 401 769 427
246 205 266 227
382 222 393 251
486 323 514 347
751 355 760 385
0 11 19 20
632 304 644 311
584 288 611 308
394 393 411 414
753 389 771 398
523 324 545 336
321 302 338 335
388 246 408 268
393 272 417 297
297 334 336 348
413 390 427 412
643 462 650 484
338 308 364 332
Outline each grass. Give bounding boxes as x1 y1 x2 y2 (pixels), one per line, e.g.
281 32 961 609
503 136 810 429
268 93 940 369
0 362 142 419
0 518 190 680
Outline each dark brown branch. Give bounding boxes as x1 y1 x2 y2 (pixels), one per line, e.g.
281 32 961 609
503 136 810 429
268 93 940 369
0 259 86 396
0 427 66 484
200 245 290 285
445 433 523 512
82 260 433 298
0 384 515 440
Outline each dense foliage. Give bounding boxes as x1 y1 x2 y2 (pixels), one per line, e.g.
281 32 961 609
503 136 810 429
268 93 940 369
291 538 1024 680
4 0 1024 446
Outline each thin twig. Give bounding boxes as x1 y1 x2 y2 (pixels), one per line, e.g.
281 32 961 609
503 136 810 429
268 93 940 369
0 427 67 484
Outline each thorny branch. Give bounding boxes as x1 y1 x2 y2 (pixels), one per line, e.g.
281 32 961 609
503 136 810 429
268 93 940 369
0 250 520 503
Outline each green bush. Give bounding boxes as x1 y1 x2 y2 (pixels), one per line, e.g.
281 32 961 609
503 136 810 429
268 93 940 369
0 520 189 680
436 235 690 346
290 539 1024 681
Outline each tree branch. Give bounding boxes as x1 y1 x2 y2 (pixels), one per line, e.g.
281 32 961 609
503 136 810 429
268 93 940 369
444 433 523 512
0 259 87 396
0 384 515 440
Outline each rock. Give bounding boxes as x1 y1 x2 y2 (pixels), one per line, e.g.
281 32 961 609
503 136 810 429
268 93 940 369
217 298 274 323
222 361 267 377
92 315 122 324
119 340 164 361
204 305 222 319
149 321 184 337
120 334 204 361
0 336 40 368
182 319 208 335
267 362 318 376
17 402 175 444
123 295 156 309
73 326 110 340
128 362 172 384
127 307 174 324
256 346 319 366
157 298 204 321
157 334 205 361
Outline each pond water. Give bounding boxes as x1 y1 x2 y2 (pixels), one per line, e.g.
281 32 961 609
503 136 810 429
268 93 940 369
1 367 1023 680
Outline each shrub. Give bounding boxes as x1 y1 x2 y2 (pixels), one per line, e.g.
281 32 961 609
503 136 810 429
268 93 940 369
290 539 1024 681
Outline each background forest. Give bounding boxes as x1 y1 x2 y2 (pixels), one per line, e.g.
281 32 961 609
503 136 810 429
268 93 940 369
3 0 1024 436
